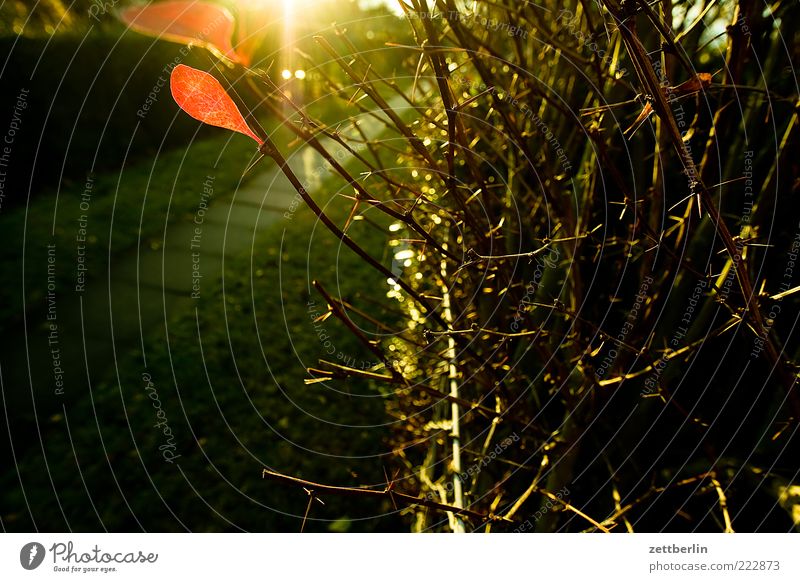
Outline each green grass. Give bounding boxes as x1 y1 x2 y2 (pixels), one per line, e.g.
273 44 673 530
1 164 406 532
2 75 414 531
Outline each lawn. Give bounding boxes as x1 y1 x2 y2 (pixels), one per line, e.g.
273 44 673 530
1 141 407 532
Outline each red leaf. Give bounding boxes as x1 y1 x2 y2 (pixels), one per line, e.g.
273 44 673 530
120 1 240 63
170 65 262 145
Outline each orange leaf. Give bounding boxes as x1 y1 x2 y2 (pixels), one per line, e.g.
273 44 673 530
120 1 240 63
170 65 262 145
